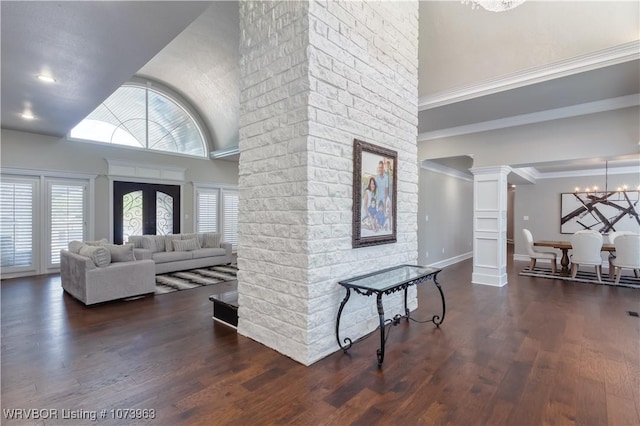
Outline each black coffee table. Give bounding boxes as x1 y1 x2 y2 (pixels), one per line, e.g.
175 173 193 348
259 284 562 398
209 290 238 328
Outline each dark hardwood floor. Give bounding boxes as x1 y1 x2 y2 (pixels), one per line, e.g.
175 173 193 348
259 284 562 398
2 257 639 425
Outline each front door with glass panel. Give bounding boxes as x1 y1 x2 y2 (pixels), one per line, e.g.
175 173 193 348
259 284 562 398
113 182 180 244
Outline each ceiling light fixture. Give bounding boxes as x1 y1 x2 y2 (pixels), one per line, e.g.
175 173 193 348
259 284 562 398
36 74 56 83
573 161 637 200
21 112 35 120
463 0 526 12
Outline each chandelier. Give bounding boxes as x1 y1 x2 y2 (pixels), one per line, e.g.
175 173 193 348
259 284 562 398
574 161 640 200
463 0 526 12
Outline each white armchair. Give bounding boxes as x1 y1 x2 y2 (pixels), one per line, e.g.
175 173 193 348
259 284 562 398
523 229 557 274
612 234 640 284
570 231 604 282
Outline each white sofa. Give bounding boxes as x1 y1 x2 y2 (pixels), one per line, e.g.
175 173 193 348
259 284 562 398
60 247 155 305
129 232 232 275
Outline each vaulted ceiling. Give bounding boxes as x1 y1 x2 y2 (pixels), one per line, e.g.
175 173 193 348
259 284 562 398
1 1 638 169
0 1 210 137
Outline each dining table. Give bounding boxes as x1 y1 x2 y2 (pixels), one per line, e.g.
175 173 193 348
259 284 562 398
534 240 616 276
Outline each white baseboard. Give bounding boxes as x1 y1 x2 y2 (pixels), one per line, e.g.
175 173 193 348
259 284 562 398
428 251 473 268
472 272 508 287
513 254 530 262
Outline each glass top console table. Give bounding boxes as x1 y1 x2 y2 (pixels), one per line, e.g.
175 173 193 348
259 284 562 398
336 264 445 365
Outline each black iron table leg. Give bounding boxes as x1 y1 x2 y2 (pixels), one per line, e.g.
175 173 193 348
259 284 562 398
335 288 352 352
404 286 409 320
375 293 386 366
432 274 446 327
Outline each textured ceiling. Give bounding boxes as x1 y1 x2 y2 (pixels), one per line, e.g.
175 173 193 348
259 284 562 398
1 1 638 172
138 2 240 153
0 1 210 137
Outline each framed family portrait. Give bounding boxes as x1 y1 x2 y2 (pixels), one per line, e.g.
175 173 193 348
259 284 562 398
352 139 397 248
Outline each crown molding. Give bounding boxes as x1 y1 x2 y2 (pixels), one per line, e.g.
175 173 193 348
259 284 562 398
420 163 638 183
420 160 473 182
418 41 640 111
210 146 239 159
510 167 539 184
417 94 639 142
536 165 640 180
469 165 512 176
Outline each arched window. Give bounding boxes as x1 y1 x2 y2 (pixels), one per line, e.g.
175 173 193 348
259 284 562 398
69 81 207 157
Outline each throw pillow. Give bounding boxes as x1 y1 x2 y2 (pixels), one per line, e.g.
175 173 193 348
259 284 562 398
101 243 136 263
165 235 176 252
68 240 85 254
141 236 157 253
181 233 198 241
172 238 200 252
152 235 166 252
202 232 221 248
84 238 109 246
127 235 145 249
78 245 111 267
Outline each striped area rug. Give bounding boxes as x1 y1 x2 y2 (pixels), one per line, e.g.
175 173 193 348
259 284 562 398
155 264 238 295
519 266 640 289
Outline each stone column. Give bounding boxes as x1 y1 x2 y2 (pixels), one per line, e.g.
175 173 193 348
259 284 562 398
470 166 511 287
238 0 419 365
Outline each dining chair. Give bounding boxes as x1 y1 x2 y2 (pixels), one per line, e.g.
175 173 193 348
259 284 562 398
605 231 634 245
605 230 635 277
570 231 604 282
611 234 640 284
523 229 557 274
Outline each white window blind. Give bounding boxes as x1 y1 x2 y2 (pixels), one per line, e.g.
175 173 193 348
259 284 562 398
0 181 34 269
49 183 86 265
196 189 218 233
69 83 207 157
222 191 239 248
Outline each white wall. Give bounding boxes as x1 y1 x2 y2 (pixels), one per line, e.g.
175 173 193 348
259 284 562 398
1 129 239 240
514 172 640 257
417 168 473 266
417 105 638 275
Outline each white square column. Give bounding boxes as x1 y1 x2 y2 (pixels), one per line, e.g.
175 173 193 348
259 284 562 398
470 166 511 287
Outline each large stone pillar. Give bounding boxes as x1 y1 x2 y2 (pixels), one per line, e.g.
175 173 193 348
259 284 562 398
470 166 511 287
237 0 419 365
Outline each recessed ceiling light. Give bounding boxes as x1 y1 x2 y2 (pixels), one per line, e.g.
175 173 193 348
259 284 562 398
36 74 56 83
21 112 35 120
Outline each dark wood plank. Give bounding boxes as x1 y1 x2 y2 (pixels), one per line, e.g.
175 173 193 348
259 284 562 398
576 377 608 426
1 254 639 425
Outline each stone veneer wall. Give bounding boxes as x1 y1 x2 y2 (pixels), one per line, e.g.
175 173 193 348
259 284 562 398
237 0 419 365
